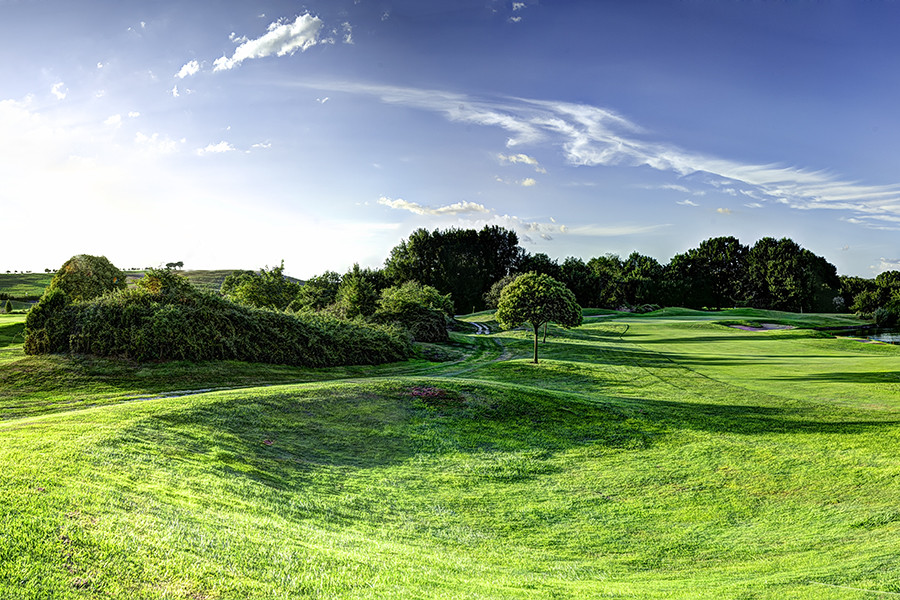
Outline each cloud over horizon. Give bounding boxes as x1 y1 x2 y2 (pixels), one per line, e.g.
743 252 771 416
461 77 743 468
378 196 490 216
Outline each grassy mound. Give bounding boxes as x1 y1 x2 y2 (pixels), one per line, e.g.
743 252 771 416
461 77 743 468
3 311 900 598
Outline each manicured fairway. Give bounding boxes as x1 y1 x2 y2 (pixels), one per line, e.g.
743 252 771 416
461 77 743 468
2 310 899 598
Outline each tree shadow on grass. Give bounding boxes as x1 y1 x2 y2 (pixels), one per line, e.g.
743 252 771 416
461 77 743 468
772 371 900 384
619 395 900 436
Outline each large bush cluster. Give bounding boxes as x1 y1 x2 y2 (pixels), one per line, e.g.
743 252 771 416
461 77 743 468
25 267 411 367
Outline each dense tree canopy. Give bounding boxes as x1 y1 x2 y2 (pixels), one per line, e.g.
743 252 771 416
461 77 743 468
221 262 301 311
384 226 520 313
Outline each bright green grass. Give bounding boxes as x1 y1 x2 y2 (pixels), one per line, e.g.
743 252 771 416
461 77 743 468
2 311 900 598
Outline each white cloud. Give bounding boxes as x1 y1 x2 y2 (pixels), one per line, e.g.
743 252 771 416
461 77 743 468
303 82 900 226
171 85 180 98
317 97 329 104
508 16 523 23
51 82 67 100
499 152 538 165
677 199 698 207
196 141 236 155
251 141 272 149
513 2 527 10
135 132 184 155
342 22 353 44
717 207 732 215
378 196 490 216
213 14 324 72
128 111 141 118
176 60 200 79
871 258 900 274
520 178 537 187
744 202 763 208
498 152 546 174
104 114 123 127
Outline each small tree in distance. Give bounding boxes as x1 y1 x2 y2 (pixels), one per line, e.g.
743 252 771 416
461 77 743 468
495 272 582 364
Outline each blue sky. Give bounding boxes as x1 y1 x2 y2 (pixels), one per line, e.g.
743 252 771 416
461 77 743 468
3 0 900 278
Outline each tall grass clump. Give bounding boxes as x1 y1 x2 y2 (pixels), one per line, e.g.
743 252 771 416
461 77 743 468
24 269 411 367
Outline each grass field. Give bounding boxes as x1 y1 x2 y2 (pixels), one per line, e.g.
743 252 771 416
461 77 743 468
2 309 899 598
0 270 256 299
0 272 53 297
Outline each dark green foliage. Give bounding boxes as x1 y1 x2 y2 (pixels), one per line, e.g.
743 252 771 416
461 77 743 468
379 281 453 315
47 254 126 302
291 270 342 311
496 272 582 363
23 288 75 355
483 274 516 309
745 238 839 312
333 264 381 318
372 281 453 342
24 280 411 367
851 271 900 318
221 262 301 310
3 299 10 314
372 303 449 343
558 257 601 307
136 268 196 296
384 226 520 313
874 300 900 328
517 252 562 280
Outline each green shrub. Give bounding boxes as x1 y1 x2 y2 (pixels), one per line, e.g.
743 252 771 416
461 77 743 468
379 281 454 315
47 254 126 302
372 303 449 343
23 288 75 355
874 299 900 328
25 283 411 367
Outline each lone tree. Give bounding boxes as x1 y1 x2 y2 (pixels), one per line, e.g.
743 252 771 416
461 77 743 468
495 272 582 364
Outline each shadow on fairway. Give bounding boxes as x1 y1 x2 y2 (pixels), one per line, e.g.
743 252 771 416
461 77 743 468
773 371 900 384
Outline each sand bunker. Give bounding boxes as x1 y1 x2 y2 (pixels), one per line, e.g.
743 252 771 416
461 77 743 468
729 323 795 332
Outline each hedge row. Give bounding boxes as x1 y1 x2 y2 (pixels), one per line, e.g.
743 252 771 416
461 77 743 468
24 287 412 367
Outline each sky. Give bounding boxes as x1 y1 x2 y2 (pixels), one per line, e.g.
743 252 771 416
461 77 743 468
3 0 900 279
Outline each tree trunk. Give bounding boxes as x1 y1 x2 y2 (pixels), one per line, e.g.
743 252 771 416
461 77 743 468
532 321 541 363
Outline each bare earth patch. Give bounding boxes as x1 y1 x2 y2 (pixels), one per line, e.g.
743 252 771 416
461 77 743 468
729 323 795 332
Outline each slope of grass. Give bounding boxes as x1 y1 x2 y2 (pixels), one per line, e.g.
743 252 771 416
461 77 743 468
0 272 53 297
2 312 900 598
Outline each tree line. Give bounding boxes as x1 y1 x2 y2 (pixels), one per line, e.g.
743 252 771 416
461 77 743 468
263 226 894 319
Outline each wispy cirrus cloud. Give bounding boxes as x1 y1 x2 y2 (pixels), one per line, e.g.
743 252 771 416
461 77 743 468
565 223 672 237
304 81 900 225
213 14 323 71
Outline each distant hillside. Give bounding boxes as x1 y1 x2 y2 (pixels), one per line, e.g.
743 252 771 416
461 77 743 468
0 272 53 298
0 269 292 299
